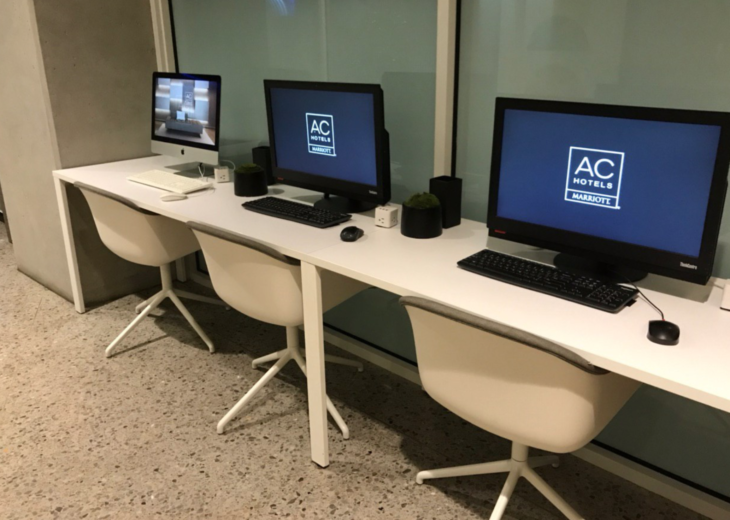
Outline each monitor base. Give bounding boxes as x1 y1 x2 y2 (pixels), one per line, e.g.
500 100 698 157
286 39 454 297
554 253 647 283
314 195 376 214
165 162 214 178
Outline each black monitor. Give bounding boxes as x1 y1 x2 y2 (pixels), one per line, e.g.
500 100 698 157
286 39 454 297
488 97 730 285
151 72 222 165
264 80 390 213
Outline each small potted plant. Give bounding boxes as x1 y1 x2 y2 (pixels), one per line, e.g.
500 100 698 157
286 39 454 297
401 192 442 239
234 163 268 197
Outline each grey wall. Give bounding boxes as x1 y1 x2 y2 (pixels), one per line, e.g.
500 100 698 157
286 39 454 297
0 181 10 243
34 0 157 168
0 0 163 305
0 0 70 297
35 0 162 304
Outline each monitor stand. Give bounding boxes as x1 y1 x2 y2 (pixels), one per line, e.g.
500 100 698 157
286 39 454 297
166 162 211 178
554 253 647 283
314 194 376 214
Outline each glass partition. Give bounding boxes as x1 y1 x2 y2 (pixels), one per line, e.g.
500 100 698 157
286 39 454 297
172 0 437 203
455 0 730 498
171 0 437 364
456 0 730 279
174 0 730 498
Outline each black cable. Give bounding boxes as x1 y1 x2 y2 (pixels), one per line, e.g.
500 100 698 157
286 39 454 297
613 272 665 321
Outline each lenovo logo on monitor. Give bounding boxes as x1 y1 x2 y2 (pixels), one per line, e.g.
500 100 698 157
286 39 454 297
306 113 336 157
564 147 624 210
680 262 698 270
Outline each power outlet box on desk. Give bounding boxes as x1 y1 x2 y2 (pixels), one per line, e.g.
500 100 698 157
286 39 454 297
214 165 231 183
375 204 399 228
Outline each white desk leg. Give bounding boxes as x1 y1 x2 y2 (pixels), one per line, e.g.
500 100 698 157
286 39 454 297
302 261 329 467
54 176 85 313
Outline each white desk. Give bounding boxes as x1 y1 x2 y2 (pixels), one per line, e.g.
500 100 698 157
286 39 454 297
54 156 730 469
53 156 349 313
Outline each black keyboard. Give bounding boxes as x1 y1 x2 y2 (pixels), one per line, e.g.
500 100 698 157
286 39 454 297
458 249 638 313
242 197 351 228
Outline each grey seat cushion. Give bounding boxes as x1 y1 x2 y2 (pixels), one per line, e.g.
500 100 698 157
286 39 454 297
187 221 300 266
400 296 608 375
75 182 156 215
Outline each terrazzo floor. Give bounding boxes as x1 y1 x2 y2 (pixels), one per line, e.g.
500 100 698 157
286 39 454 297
0 225 707 519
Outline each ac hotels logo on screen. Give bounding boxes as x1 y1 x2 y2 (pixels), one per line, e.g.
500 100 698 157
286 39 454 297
564 147 625 209
306 113 336 156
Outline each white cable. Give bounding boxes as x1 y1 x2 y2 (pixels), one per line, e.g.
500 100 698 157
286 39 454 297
219 159 236 170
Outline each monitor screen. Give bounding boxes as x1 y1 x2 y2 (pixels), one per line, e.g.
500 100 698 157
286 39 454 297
152 75 220 151
496 109 722 258
268 87 378 187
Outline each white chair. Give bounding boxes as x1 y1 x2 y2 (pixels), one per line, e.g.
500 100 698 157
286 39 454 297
401 296 640 520
77 183 218 357
188 221 368 436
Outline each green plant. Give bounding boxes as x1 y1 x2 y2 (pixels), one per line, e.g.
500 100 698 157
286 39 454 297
235 163 264 174
403 192 440 209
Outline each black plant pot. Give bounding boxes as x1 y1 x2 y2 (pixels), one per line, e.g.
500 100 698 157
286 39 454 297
234 170 268 197
401 205 443 239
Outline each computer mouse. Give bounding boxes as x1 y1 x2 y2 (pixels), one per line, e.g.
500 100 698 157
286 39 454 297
160 193 188 202
647 320 680 346
340 226 364 242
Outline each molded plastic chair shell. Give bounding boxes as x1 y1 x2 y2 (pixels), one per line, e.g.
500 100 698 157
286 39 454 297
75 182 217 357
188 221 367 327
400 296 639 454
77 183 199 267
188 220 369 436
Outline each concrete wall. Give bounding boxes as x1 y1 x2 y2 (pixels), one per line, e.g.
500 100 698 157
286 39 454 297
0 0 163 305
35 0 162 304
0 181 10 242
34 0 157 168
0 0 70 297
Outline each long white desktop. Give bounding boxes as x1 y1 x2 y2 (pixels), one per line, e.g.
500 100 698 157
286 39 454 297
54 155 730 471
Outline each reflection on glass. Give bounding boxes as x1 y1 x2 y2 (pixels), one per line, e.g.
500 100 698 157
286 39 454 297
172 0 436 203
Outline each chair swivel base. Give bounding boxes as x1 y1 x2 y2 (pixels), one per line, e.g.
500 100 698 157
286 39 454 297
105 264 215 358
217 326 363 437
416 442 583 520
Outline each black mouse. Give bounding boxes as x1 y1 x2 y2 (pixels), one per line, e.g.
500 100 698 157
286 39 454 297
340 226 364 242
647 320 680 345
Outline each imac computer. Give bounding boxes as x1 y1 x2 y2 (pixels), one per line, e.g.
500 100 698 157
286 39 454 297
487 97 730 285
151 72 222 165
264 80 390 213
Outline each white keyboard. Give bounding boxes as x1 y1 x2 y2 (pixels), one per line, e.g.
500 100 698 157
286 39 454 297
127 170 211 194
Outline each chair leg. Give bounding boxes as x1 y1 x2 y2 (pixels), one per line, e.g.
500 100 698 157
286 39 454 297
106 292 166 358
295 325 363 372
300 349 364 372
252 349 286 369
290 346 350 439
416 459 511 484
175 289 229 308
135 292 161 314
528 455 560 469
168 291 215 353
217 352 293 434
414 441 570 520
523 467 585 520
325 395 350 440
111 265 216 357
489 468 521 520
323 354 364 372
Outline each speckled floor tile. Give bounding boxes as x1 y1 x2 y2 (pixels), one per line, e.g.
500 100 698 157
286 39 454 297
0 226 708 519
